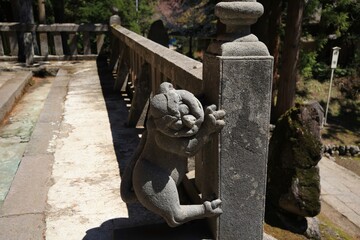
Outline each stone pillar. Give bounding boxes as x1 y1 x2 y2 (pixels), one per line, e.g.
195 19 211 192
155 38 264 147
108 9 121 72
109 7 121 26
24 32 34 66
201 1 273 239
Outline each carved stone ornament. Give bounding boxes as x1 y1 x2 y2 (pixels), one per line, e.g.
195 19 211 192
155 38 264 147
121 82 226 227
207 0 269 56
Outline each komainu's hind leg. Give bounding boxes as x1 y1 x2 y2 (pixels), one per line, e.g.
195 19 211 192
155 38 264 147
133 160 222 227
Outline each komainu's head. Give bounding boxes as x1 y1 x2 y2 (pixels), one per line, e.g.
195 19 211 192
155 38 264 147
150 82 204 137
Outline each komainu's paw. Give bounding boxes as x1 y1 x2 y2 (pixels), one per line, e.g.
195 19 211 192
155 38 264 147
204 199 223 216
204 105 225 132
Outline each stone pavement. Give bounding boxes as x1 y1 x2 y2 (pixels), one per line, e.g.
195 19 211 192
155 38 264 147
0 71 32 122
0 60 360 239
0 60 208 240
319 157 360 232
0 72 52 207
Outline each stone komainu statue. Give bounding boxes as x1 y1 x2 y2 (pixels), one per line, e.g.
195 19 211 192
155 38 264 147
121 82 225 227
266 101 324 231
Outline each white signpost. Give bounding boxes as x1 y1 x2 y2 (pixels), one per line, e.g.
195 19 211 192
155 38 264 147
324 47 341 126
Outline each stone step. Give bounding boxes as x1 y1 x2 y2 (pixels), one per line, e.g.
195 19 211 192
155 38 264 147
0 71 32 123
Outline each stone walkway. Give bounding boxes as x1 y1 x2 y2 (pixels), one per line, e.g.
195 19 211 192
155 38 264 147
319 157 360 233
0 60 184 240
0 73 52 207
0 60 360 239
0 71 32 122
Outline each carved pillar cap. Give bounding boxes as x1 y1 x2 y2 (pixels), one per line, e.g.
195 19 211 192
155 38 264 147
207 0 269 56
215 2 264 26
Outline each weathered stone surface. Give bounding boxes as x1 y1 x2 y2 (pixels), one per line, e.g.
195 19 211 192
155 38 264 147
121 82 225 227
266 102 323 233
200 1 273 238
45 61 131 240
110 7 121 26
201 52 273 240
0 71 32 122
0 214 45 240
305 217 321 240
127 63 151 127
24 32 34 66
215 1 264 26
111 25 203 95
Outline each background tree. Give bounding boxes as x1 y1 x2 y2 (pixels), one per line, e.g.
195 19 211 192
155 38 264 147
38 0 46 23
254 0 359 121
115 0 155 34
158 0 216 36
253 0 283 120
274 0 306 120
157 0 216 57
0 0 19 21
46 0 155 34
49 0 65 23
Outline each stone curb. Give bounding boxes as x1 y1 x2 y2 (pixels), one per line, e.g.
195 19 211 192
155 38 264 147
0 68 69 240
0 71 32 123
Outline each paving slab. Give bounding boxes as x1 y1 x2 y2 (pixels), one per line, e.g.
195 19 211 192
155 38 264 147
0 71 32 122
0 214 45 240
0 72 16 89
0 75 52 207
1 154 54 215
44 60 162 240
0 63 69 238
319 157 360 228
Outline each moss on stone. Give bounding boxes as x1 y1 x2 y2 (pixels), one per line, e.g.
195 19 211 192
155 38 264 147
267 102 323 218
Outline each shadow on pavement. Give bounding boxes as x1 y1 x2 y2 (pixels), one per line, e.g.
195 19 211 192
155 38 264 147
83 217 212 240
82 57 213 240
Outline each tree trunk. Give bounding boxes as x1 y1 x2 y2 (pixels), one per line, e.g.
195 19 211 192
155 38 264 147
51 0 65 23
274 0 305 120
18 0 35 64
252 0 283 123
268 0 283 122
10 0 20 21
19 0 35 24
38 0 46 23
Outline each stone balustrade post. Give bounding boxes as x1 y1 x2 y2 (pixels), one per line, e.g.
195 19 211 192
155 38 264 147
24 32 34 66
200 1 273 239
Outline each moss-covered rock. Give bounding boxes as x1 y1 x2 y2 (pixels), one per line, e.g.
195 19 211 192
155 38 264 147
266 101 323 229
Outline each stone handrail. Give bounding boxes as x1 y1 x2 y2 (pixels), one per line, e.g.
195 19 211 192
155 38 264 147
0 22 108 61
110 25 203 95
109 24 203 127
110 1 273 236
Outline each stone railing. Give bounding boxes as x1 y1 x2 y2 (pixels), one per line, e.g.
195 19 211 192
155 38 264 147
0 22 108 62
110 0 273 237
109 24 203 127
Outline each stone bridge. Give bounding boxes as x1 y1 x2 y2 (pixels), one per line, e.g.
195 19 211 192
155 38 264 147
0 1 360 240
